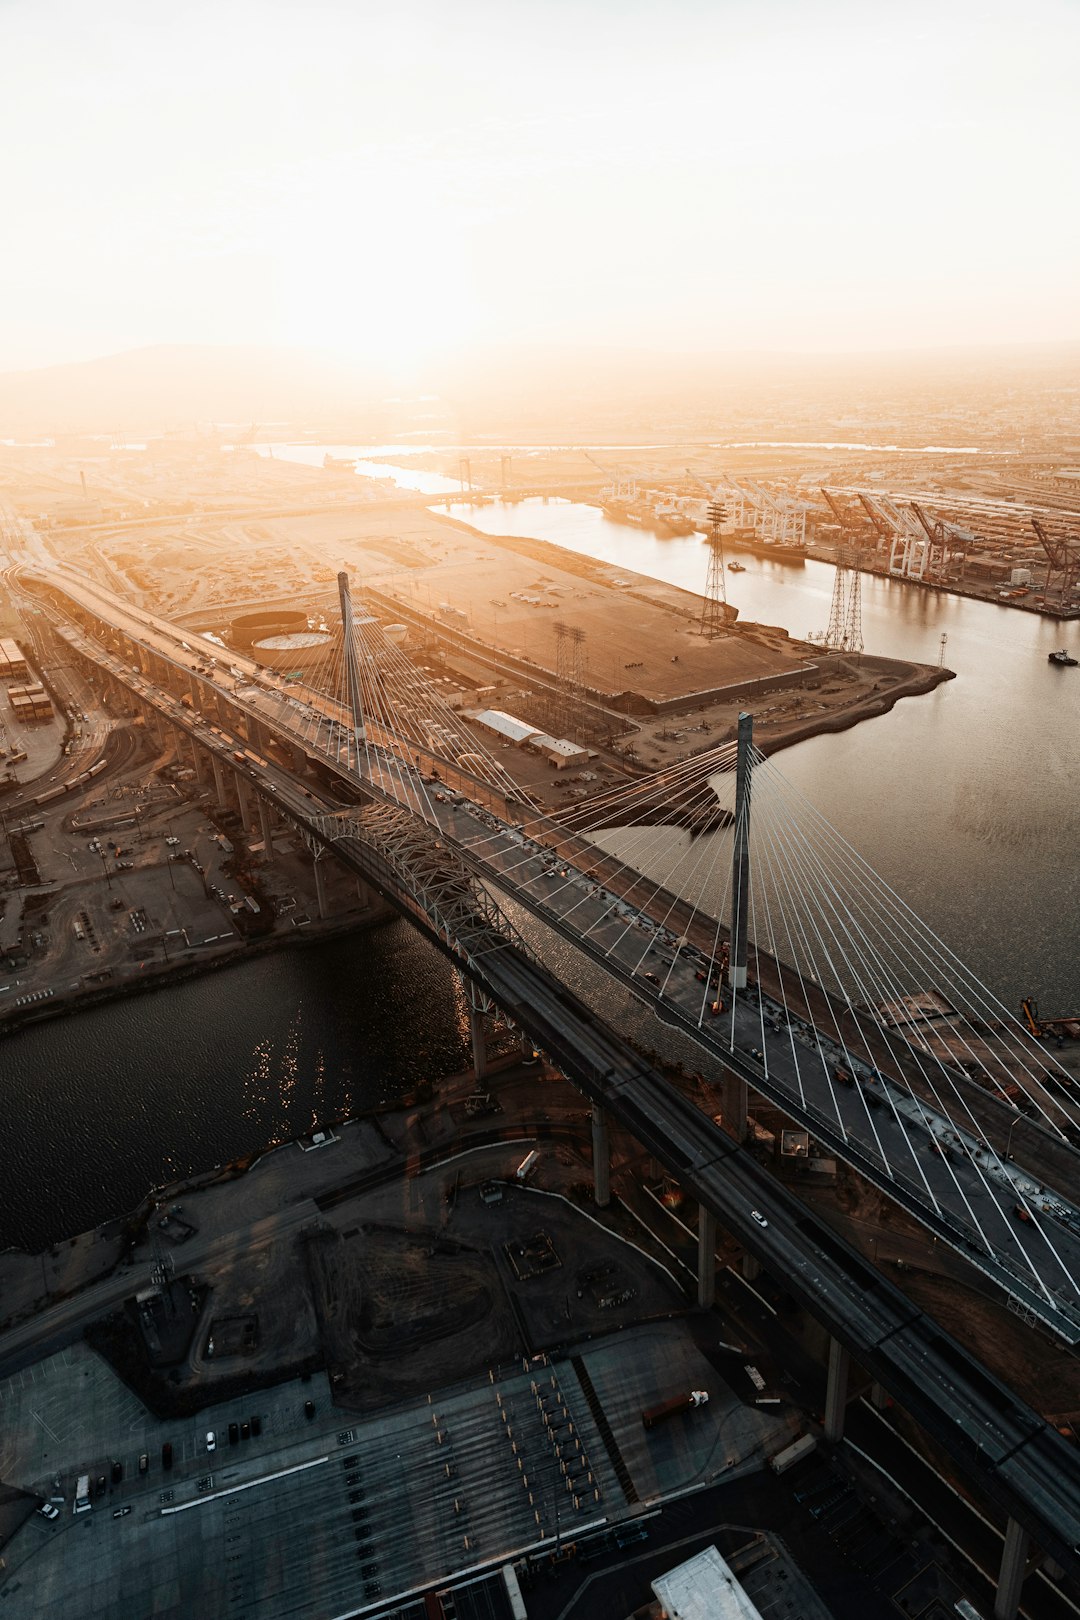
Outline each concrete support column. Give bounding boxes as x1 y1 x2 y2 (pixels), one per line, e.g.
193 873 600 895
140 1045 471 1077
313 855 329 920
721 1067 748 1144
824 1336 850 1443
994 1518 1030 1620
591 1103 610 1208
697 1207 717 1309
237 777 260 840
741 1251 760 1281
190 740 206 784
468 1000 487 1083
257 794 274 854
211 754 228 808
869 1382 890 1411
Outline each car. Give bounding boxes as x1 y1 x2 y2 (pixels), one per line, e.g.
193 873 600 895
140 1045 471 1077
240 1420 250 1440
112 1506 132 1518
111 1460 123 1483
165 837 180 846
228 1421 239 1444
95 1475 107 1497
643 971 660 986
161 1443 173 1470
304 1399 316 1420
205 1431 216 1452
37 1502 60 1520
750 1210 769 1228
250 1414 262 1437
138 1453 149 1474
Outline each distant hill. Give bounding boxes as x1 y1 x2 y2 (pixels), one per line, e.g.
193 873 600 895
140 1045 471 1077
0 344 389 438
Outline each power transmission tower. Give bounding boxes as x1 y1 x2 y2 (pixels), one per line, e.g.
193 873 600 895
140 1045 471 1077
844 564 863 654
567 625 587 738
824 550 863 653
825 561 847 649
700 500 728 638
554 622 587 737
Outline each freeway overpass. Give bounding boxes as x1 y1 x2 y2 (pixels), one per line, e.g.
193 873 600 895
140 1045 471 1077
18 562 1080 1610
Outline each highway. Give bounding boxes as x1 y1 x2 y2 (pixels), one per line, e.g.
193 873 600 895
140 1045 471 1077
27 563 1080 1342
19 564 1080 1574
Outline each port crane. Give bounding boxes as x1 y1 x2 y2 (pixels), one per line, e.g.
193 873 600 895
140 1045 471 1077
855 492 933 580
910 503 977 583
1031 516 1080 601
582 450 635 502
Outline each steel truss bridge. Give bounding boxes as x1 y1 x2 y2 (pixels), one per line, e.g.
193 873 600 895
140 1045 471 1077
19 563 1080 1599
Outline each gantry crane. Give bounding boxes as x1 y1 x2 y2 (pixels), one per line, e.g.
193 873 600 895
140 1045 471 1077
1031 517 1080 601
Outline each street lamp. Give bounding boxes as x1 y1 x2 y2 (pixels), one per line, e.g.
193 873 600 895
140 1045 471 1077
1005 1113 1022 1161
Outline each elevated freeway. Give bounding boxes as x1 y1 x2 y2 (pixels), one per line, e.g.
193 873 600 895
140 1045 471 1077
18 563 1080 1603
26 562 1080 1345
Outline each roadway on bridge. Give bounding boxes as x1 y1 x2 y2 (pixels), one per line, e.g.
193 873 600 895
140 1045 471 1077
29 563 1080 1343
20 565 1080 1576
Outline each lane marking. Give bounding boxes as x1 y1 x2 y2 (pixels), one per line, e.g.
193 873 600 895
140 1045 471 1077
161 1454 328 1513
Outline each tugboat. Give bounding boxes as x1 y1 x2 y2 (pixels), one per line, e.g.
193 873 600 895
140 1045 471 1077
1048 649 1078 666
727 560 746 572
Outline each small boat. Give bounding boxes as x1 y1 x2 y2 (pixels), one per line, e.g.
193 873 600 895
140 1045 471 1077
1048 649 1078 666
727 561 746 572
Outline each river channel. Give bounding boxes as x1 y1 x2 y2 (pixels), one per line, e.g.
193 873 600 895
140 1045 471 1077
2 466 1076 1251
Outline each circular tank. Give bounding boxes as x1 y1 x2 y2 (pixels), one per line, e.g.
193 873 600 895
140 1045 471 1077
228 607 333 672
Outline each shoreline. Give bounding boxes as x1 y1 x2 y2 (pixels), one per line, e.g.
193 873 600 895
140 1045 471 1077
0 519 951 1048
0 905 391 1041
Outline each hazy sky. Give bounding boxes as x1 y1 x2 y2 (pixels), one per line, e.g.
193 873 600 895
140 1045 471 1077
2 0 1078 374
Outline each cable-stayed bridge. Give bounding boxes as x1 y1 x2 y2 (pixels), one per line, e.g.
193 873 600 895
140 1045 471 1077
18 562 1080 1603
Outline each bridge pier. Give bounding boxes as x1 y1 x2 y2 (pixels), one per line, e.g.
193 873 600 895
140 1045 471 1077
591 1104 610 1208
468 1000 487 1082
210 752 228 809
312 853 329 919
869 1382 890 1411
188 736 207 785
994 1518 1029 1620
720 1067 748 1143
823 1336 850 1442
256 793 274 854
697 1207 717 1308
740 1251 760 1281
233 775 254 838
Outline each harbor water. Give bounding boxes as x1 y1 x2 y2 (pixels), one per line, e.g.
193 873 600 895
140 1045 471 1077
3 485 1077 1250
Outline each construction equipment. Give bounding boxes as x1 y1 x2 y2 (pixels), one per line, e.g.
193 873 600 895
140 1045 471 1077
1021 997 1080 1041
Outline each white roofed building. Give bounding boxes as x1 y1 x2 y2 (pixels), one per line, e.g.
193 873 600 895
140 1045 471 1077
472 709 541 746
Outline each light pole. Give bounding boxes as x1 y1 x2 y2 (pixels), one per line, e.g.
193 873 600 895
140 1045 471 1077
1005 1113 1022 1161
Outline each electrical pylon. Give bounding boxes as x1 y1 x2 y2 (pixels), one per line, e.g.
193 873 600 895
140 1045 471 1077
700 499 728 638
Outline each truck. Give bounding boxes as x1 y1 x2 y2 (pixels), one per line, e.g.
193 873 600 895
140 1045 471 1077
515 1149 541 1184
768 1434 817 1474
73 1474 92 1514
641 1389 709 1430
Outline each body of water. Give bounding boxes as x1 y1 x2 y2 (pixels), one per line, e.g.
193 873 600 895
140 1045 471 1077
0 923 479 1251
4 486 1076 1251
443 497 1080 1017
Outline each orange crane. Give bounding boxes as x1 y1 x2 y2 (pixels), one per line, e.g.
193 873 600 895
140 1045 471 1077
1021 997 1080 1041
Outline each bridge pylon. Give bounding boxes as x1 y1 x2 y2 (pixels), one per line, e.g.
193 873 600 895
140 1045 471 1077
337 570 367 764
729 711 752 991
